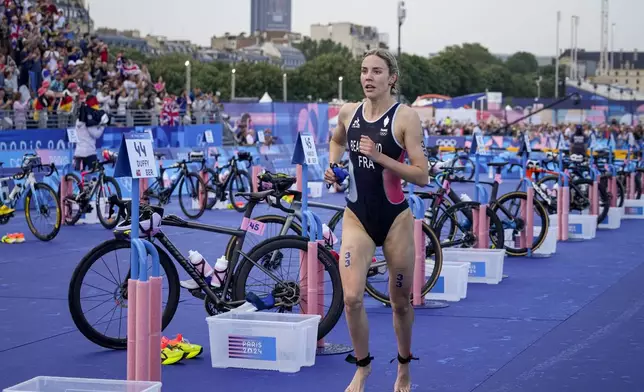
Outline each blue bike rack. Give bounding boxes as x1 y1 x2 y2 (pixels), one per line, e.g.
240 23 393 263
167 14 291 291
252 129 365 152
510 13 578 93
113 127 162 381
291 132 353 356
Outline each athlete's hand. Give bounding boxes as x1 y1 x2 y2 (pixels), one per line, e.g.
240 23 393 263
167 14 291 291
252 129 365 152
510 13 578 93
359 135 381 162
324 166 337 185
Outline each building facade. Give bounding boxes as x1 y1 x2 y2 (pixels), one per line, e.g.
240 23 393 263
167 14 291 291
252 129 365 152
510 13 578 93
250 0 292 33
560 49 643 93
310 22 382 58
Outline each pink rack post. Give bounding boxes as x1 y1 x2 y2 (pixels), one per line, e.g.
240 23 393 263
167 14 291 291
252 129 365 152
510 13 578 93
296 164 303 192
251 165 263 193
135 281 151 380
560 186 570 241
139 179 149 204
525 187 535 249
411 218 425 306
126 279 138 381
198 170 208 208
628 174 636 200
609 176 618 207
148 276 162 382
475 205 489 249
590 180 599 215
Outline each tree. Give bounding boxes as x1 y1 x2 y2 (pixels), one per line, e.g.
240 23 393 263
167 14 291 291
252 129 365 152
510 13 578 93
118 41 558 102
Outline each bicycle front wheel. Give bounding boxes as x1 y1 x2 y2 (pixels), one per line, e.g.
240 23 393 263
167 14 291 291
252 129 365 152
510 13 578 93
178 172 207 219
364 222 443 305
68 239 181 350
24 182 61 241
492 191 549 257
233 235 344 341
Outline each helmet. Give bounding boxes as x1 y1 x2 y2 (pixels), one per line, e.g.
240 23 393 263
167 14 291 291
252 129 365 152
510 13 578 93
570 154 584 163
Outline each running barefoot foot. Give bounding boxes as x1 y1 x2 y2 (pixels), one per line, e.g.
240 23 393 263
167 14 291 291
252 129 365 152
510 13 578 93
345 365 371 392
394 363 411 392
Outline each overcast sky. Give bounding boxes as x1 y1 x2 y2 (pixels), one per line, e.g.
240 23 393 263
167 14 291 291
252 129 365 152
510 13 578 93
87 0 642 57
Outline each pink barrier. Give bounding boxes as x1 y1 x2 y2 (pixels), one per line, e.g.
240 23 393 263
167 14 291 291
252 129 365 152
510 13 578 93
127 273 162 382
296 165 303 192
60 175 71 224
518 188 535 251
198 171 208 208
411 219 425 307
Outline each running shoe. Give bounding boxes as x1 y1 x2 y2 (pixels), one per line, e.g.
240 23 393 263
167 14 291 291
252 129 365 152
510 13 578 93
162 334 203 359
0 205 15 216
161 346 185 365
1 233 24 244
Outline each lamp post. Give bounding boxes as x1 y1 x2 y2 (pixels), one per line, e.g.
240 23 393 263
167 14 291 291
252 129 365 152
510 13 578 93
555 11 561 98
338 76 343 102
184 60 191 95
283 73 287 102
397 1 406 102
231 68 236 100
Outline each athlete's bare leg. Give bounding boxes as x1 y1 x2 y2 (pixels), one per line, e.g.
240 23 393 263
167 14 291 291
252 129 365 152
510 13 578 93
382 209 415 392
339 208 376 392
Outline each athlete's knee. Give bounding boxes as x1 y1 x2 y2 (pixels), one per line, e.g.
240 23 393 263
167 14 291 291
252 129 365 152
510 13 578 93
390 291 411 316
343 290 365 312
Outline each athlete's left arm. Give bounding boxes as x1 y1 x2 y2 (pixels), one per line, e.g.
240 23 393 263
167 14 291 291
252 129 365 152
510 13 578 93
374 107 429 186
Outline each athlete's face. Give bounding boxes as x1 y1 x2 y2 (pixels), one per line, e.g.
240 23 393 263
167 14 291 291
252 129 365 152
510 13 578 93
360 55 395 99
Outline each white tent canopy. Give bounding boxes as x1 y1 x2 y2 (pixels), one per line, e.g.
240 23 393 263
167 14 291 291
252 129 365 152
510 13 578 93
259 92 273 103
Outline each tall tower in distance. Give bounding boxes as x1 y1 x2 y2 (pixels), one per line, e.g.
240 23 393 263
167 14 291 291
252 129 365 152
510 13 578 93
251 0 292 33
599 0 610 75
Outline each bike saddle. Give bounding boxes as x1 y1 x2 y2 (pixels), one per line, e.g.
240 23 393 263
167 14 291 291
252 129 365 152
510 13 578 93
154 152 166 160
487 161 509 167
210 152 221 159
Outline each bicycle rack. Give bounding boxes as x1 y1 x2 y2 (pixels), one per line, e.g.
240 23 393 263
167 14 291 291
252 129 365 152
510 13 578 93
557 135 569 241
292 133 352 356
113 128 163 382
407 183 449 309
518 132 535 257
471 134 490 250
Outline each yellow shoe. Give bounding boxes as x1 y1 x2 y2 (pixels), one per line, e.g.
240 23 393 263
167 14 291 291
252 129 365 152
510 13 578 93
0 205 15 216
1 234 15 244
163 334 203 359
161 346 185 365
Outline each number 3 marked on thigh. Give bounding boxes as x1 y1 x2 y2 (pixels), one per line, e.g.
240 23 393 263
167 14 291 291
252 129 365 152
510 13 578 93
396 273 403 288
344 251 351 267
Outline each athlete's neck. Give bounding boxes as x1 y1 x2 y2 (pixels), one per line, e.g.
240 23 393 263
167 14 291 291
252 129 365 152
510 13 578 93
363 96 396 121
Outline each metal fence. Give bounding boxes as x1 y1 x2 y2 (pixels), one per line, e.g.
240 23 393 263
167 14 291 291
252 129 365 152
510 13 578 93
0 109 224 130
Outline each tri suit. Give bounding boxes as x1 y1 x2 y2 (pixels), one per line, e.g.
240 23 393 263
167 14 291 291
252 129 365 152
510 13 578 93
344 102 409 247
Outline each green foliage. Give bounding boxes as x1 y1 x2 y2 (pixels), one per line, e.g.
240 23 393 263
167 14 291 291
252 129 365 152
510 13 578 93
123 42 557 101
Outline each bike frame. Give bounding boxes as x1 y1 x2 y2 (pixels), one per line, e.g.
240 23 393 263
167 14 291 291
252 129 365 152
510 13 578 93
0 171 38 209
145 194 293 310
145 161 191 200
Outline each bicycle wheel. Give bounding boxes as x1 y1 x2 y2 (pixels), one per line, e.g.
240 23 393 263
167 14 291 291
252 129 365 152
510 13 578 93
68 239 181 350
491 191 549 257
178 172 207 219
61 173 83 225
449 156 475 180
224 214 303 262
433 201 504 250
96 176 122 229
233 235 344 341
228 170 252 212
203 168 220 210
364 222 443 305
24 182 61 241
571 178 610 224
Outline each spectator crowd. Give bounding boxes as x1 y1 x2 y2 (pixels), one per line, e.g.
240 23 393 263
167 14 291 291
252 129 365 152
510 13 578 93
0 0 225 130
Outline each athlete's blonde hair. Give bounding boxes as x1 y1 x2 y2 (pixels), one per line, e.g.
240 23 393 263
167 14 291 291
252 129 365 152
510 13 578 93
362 48 400 95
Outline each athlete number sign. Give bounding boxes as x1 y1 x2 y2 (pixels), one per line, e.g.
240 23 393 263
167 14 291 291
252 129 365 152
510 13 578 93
124 132 158 179
300 134 319 165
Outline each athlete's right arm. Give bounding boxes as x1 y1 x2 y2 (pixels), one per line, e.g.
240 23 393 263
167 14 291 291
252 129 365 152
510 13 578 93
325 103 355 184
329 103 355 164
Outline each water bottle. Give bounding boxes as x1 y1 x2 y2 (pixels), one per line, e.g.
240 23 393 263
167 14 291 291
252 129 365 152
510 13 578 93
179 250 215 290
219 169 230 183
460 193 472 202
322 224 337 246
211 256 229 288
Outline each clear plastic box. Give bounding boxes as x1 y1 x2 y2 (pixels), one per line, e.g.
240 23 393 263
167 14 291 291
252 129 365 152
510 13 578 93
442 248 506 284
3 377 161 392
206 311 321 373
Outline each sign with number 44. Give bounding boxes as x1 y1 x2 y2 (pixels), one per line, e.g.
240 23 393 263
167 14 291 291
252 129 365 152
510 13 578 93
124 132 158 179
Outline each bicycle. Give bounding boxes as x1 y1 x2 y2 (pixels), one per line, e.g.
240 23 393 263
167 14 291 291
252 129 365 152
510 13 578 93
411 167 505 252
67 189 344 350
142 151 207 219
0 154 62 241
199 150 253 213
62 155 122 229
249 171 444 305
